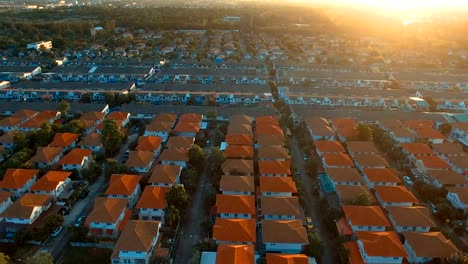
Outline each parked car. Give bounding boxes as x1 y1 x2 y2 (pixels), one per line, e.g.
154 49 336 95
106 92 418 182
303 155 308 161
75 216 85 227
403 176 413 186
51 226 63 237
305 217 314 229
295 169 300 176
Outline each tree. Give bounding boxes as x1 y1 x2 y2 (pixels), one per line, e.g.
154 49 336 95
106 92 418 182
188 145 205 169
12 131 28 151
14 228 32 246
81 161 102 183
207 147 225 173
57 101 70 119
439 123 452 136
355 124 373 141
63 120 85 135
25 251 54 264
105 159 129 178
303 231 324 261
102 119 125 156
351 191 374 206
35 123 54 146
166 185 188 213
306 159 318 177
442 252 468 264
0 252 10 264
79 93 92 103
44 213 64 233
104 92 116 106
70 225 91 242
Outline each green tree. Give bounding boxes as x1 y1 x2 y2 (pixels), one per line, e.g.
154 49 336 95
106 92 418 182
104 92 116 106
166 185 188 213
44 213 64 233
105 159 129 178
57 101 70 119
64 120 85 135
25 251 54 264
439 123 452 136
355 124 373 141
35 123 54 146
351 191 374 206
188 144 205 169
303 231 324 262
0 252 10 264
81 161 102 183
102 119 125 156
442 252 468 264
79 93 92 103
164 205 180 228
70 225 91 242
207 147 225 173
12 131 28 152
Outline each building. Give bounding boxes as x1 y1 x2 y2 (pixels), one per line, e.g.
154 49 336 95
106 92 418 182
212 218 256 245
0 194 52 229
314 140 346 156
165 136 195 149
403 232 458 263
353 154 390 170
201 244 255 264
257 146 290 161
135 136 163 155
159 149 189 168
58 148 93 171
259 177 297 197
225 134 254 146
446 187 468 211
86 197 128 238
125 151 156 173
79 133 103 152
29 147 63 168
135 186 168 222
224 145 254 160
342 205 391 232
374 186 419 207
335 185 374 205
355 231 407 263
222 159 254 176
30 171 72 198
265 254 314 264
362 168 401 188
48 133 79 152
215 194 256 219
219 176 255 196
105 174 142 208
0 169 39 199
147 165 182 187
27 41 52 51
321 153 354 168
259 196 301 221
346 141 380 156
258 160 291 177
111 220 161 264
386 206 437 233
262 220 309 253
324 168 364 187
0 192 13 219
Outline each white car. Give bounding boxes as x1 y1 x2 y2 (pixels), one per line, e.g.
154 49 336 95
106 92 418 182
403 176 413 186
51 226 63 237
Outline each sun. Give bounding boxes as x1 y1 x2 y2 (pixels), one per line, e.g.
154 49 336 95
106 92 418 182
345 0 468 11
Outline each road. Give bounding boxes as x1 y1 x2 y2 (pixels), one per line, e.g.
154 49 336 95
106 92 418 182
173 135 215 264
116 133 139 163
288 136 336 264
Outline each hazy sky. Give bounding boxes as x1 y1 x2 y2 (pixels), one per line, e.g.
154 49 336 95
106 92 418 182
292 0 468 11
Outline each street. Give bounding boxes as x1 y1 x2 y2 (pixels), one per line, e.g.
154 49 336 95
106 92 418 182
288 136 336 264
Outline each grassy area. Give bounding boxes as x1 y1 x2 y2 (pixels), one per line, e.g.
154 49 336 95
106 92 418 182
63 246 112 264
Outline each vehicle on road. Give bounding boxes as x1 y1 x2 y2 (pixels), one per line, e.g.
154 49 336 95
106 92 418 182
75 216 85 227
303 155 308 161
51 226 63 237
295 169 300 175
403 176 413 186
305 217 314 229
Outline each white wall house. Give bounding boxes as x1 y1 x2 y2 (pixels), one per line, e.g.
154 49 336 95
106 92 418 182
446 187 468 210
107 185 141 209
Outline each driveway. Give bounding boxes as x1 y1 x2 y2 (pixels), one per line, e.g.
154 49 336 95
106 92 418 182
288 136 336 264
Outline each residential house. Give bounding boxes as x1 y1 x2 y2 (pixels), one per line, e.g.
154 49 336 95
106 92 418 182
135 136 163 157
446 187 468 211
259 177 297 197
265 254 313 264
404 120 434 130
321 153 354 168
30 171 71 198
256 124 284 137
353 154 390 170
415 156 451 174
314 140 346 157
105 174 142 208
362 168 401 188
86 197 128 238
259 196 300 221
228 123 253 135
179 113 203 124
425 170 467 188
80 112 106 134
450 122 468 146
0 194 52 230
388 126 416 143
445 155 468 175
147 165 182 187
49 133 79 152
135 186 168 222
219 176 255 195
342 205 391 232
0 192 13 218
229 114 253 126
173 121 201 138
111 220 161 264
258 160 291 177
29 147 63 169
212 218 256 245
0 169 39 199
107 111 131 127
413 128 446 144
159 149 189 168
355 231 407 264
335 185 374 205
224 145 254 159
255 134 286 148
403 232 458 263
386 206 437 233
144 121 173 142
374 186 419 207
58 148 93 171
225 134 254 146
0 117 23 132
401 143 435 163
165 136 195 149
432 143 465 157
222 159 254 176
346 141 380 156
257 146 290 161
215 194 256 219
125 151 156 173
330 118 358 142
262 220 309 253
304 117 335 141
205 244 255 264
79 133 103 152
324 167 364 186
0 131 18 149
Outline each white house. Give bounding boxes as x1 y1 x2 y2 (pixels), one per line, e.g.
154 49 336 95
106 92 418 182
362 168 401 188
374 186 419 208
105 174 142 208
262 220 309 253
215 194 255 219
0 169 39 199
0 194 52 231
219 175 255 196
135 186 167 222
78 133 103 153
355 231 407 264
212 218 256 245
386 206 437 233
159 149 189 168
111 220 161 264
259 177 297 197
342 205 391 232
29 146 64 169
58 148 93 171
260 196 301 221
147 165 182 187
86 197 128 238
403 232 458 263
446 187 468 211
125 151 156 173
27 40 52 51
29 171 72 198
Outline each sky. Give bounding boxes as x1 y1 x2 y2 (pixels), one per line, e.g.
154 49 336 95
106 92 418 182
290 0 468 11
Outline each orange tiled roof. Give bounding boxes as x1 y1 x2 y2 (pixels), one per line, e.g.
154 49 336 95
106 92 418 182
225 134 253 146
216 244 254 264
335 185 373 204
0 191 13 204
404 119 434 129
30 171 71 192
222 159 254 176
224 145 254 159
374 186 419 204
0 117 23 127
256 134 286 146
342 205 391 227
80 111 105 121
259 176 297 193
86 197 127 224
331 117 357 128
402 232 458 258
215 194 256 216
228 123 252 135
213 218 256 243
229 115 253 126
445 187 468 204
105 174 141 196
136 136 163 152
262 220 308 244
260 196 301 218
125 151 155 168
426 170 467 186
386 206 437 227
48 133 79 148
414 127 446 140
146 121 173 133
258 160 291 175
179 113 202 123
257 146 290 160
58 148 93 165
256 116 279 127
153 113 177 123
325 168 364 184
11 110 38 119
401 143 435 156
112 220 161 258
417 156 451 169
159 148 189 162
343 241 365 264
0 169 39 189
29 146 63 163
363 168 401 184
346 141 379 154
266 254 309 264
356 231 407 257
0 131 18 144
165 136 194 149
79 133 102 147
353 153 390 168
322 153 354 167
0 193 51 219
107 111 130 121
314 140 346 153
173 122 200 133
256 124 284 136
135 186 168 209
148 165 182 185
432 143 465 156
219 175 255 193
